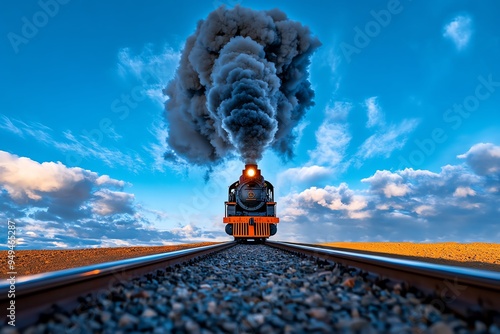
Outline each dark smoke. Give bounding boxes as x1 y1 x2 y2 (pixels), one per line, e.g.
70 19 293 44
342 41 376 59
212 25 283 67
164 6 320 164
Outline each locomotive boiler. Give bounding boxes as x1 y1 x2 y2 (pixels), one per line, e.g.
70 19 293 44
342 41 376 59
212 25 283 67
223 164 279 242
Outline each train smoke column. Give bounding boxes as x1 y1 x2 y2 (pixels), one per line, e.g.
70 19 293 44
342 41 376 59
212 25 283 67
164 6 320 164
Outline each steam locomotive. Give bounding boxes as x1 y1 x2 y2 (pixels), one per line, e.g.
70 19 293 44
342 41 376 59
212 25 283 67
223 164 279 242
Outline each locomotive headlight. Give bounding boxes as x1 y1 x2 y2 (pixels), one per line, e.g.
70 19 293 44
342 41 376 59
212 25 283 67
247 168 256 177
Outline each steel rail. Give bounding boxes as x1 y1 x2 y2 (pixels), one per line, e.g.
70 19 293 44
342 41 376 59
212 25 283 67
0 242 235 328
266 241 500 323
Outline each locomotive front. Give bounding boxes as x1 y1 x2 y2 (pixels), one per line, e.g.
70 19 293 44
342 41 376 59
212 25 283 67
223 164 279 242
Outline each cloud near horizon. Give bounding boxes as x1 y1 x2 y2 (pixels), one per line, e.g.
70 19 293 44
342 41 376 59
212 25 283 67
2 142 499 247
278 142 500 243
0 151 226 248
458 143 500 177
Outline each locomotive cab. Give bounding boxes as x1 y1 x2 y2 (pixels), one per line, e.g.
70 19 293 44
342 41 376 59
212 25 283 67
224 164 279 242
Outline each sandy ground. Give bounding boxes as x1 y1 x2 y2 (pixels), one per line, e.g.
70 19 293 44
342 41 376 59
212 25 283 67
320 242 500 272
0 242 218 279
1 242 498 279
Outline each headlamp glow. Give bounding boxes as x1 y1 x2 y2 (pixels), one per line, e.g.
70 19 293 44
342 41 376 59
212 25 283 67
247 168 256 177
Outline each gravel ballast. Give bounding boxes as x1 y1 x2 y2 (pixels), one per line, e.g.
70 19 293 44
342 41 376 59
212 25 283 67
20 244 499 333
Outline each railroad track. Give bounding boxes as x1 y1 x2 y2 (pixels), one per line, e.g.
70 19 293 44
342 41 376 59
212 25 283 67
1 241 499 332
267 242 500 322
0 242 235 330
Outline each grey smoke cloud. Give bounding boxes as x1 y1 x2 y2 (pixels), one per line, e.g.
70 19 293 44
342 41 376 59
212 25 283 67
164 6 320 164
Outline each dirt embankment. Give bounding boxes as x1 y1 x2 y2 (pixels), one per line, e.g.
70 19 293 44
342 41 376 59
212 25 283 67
320 242 500 272
0 242 219 279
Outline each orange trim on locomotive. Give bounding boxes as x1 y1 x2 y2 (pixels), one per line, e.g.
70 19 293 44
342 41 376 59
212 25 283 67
223 216 279 237
223 216 279 224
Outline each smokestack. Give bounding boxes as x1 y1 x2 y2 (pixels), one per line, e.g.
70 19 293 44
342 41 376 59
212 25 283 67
163 5 320 165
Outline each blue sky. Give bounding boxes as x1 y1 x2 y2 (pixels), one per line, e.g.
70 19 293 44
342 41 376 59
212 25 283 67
1 0 499 248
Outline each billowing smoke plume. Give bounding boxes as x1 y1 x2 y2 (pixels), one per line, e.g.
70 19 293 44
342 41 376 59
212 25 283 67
164 6 320 164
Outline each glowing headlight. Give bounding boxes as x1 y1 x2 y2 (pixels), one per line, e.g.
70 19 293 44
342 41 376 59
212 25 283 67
247 168 256 177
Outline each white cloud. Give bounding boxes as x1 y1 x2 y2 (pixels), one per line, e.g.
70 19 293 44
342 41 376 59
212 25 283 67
308 102 352 167
443 15 472 50
280 101 351 192
0 151 88 201
0 151 129 216
311 122 351 165
92 189 135 216
117 44 181 105
487 186 499 193
376 204 390 210
362 169 403 185
279 165 332 185
0 151 229 248
453 186 476 197
399 168 440 179
458 142 500 177
292 121 310 148
96 175 126 188
117 43 186 172
169 224 201 239
383 183 410 198
414 205 436 216
56 131 145 173
279 143 500 242
356 119 419 159
388 211 412 220
365 96 385 128
303 97 417 174
142 117 190 173
0 114 23 136
362 170 410 198
327 48 340 76
325 101 350 122
0 114 52 144
52 241 70 248
281 183 369 220
349 97 420 164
